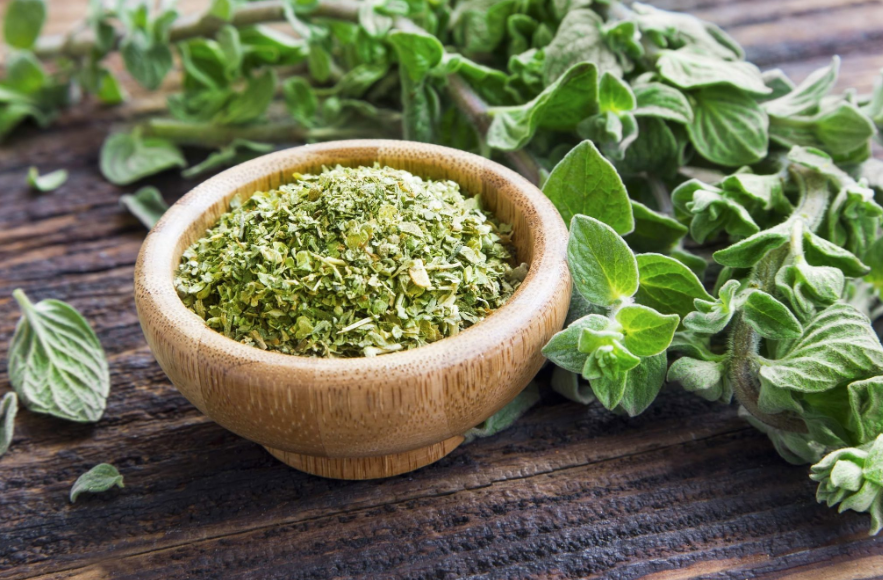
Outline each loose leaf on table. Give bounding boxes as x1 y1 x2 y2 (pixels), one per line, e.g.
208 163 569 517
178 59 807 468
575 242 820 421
27 166 67 192
70 463 124 503
120 186 169 229
542 140 633 234
615 304 679 357
687 86 769 166
0 392 17 458
100 130 187 186
465 382 541 441
8 289 110 423
567 215 638 306
634 253 712 319
487 62 598 150
3 0 46 49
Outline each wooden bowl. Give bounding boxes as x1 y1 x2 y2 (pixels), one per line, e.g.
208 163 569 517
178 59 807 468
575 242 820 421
134 140 571 480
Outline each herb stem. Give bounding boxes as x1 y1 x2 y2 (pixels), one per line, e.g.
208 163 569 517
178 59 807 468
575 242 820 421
727 167 830 433
446 75 542 185
140 118 392 147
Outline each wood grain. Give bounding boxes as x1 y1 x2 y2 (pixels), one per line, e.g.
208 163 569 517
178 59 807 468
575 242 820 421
1 0 883 578
134 140 571 478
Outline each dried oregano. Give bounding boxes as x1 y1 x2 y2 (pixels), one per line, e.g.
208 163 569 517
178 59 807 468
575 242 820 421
175 164 526 357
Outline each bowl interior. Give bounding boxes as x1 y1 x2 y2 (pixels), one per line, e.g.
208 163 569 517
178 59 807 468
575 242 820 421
170 143 540 283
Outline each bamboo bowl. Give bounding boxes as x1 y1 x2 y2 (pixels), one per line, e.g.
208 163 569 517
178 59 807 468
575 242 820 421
134 140 571 480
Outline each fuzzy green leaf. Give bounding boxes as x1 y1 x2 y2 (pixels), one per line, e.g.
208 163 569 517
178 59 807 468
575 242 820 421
713 222 790 268
760 303 883 394
633 82 693 124
615 352 667 416
683 279 741 334
488 62 598 150
668 356 730 403
688 86 769 167
763 57 839 118
598 72 635 114
624 200 687 253
615 304 679 357
119 186 168 229
0 392 17 458
567 215 639 306
542 314 609 374
635 253 712 318
3 0 46 49
742 290 803 340
8 290 110 423
27 167 67 192
542 140 634 235
70 463 124 503
849 377 883 445
657 49 770 96
465 382 540 441
100 130 186 186
543 9 620 84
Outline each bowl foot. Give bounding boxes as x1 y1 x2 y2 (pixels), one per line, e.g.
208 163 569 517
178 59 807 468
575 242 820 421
264 435 465 480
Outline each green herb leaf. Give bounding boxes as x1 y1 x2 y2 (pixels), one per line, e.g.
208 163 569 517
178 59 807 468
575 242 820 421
770 102 876 162
631 2 742 60
667 356 730 403
683 279 740 334
70 463 124 503
3 0 46 49
8 289 110 423
803 230 869 278
282 76 318 126
119 4 177 90
671 179 760 244
27 166 67 192
213 69 277 125
633 82 693 124
542 314 609 374
635 253 713 318
182 139 273 178
811 436 883 535
848 377 883 445
551 366 595 405
687 86 769 166
0 392 18 459
615 352 667 416
100 130 187 186
389 31 444 84
487 62 598 150
120 186 168 229
742 290 803 340
759 303 883 394
763 57 839 118
598 72 635 114
624 200 687 253
657 49 770 96
465 382 540 441
712 222 789 268
567 214 638 306
543 9 620 84
615 304 679 357
542 140 633 235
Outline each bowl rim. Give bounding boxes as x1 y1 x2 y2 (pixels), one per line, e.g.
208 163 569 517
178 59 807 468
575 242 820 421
135 139 569 374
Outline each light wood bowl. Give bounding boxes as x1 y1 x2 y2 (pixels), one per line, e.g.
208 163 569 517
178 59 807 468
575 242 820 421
134 140 571 480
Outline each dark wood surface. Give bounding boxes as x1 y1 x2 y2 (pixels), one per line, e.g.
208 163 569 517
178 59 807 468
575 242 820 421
2 1 883 578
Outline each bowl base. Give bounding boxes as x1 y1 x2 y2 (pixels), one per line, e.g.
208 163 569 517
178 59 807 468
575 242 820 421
264 435 465 480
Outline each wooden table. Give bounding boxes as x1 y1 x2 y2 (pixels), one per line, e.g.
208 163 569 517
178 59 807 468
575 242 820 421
2 1 883 578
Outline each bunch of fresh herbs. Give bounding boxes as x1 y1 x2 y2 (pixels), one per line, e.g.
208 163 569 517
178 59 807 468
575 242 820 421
3 0 883 531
